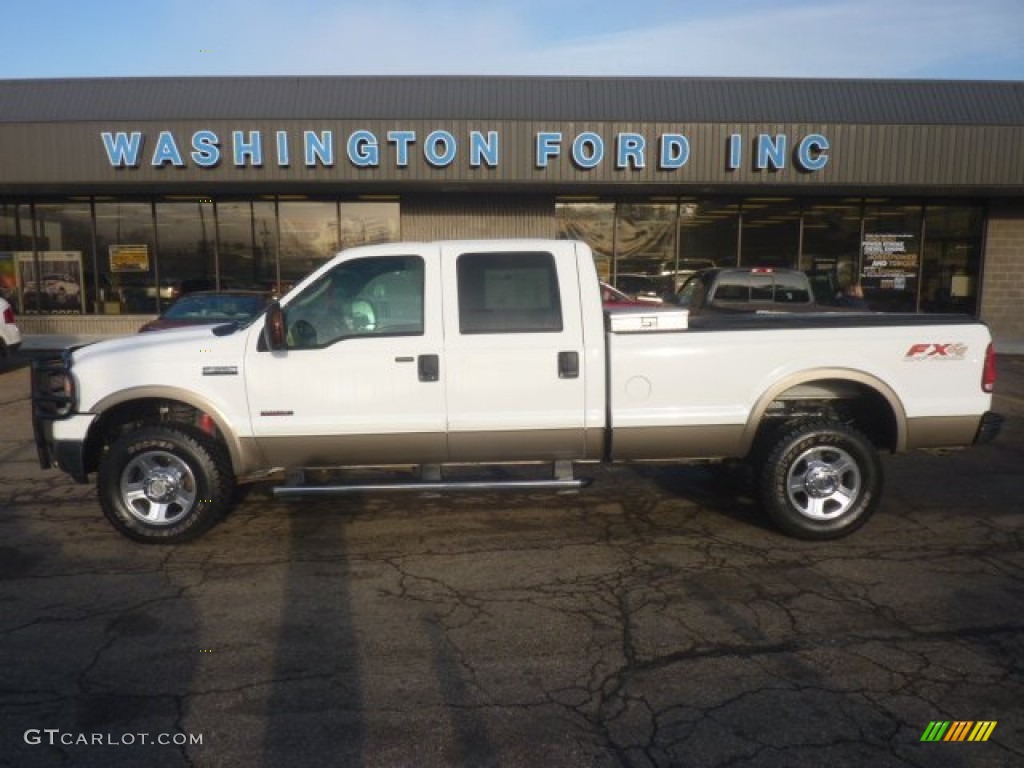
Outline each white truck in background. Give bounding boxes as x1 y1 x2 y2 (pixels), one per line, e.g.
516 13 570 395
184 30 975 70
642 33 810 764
32 240 1002 543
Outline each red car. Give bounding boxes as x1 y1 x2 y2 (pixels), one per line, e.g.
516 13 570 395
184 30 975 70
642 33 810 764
139 290 271 332
600 282 640 308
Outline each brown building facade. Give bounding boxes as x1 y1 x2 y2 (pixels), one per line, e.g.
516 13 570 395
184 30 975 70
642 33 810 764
1 77 1022 345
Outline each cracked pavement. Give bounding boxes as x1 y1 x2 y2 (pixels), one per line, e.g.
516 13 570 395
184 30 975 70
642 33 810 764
1 355 1022 767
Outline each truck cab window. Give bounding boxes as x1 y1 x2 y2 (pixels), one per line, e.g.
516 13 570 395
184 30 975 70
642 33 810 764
456 251 563 334
284 255 424 348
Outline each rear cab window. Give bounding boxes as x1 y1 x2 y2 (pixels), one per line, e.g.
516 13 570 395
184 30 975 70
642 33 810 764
456 251 563 334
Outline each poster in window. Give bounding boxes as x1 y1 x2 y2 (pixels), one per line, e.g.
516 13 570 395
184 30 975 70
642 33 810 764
15 251 84 314
861 233 918 283
109 244 150 273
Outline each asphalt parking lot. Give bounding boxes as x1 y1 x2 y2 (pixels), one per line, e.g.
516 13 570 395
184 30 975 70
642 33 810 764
1 354 1023 768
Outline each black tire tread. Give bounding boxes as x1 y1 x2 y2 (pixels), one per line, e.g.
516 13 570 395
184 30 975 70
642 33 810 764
97 424 235 544
757 419 882 541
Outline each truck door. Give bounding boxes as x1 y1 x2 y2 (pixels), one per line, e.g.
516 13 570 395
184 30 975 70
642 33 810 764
244 245 447 467
440 242 588 462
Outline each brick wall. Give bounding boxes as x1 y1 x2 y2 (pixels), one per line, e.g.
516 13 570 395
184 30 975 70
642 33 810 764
981 202 1024 347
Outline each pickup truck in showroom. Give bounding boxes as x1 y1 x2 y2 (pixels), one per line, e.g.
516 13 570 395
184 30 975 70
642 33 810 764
32 240 1002 543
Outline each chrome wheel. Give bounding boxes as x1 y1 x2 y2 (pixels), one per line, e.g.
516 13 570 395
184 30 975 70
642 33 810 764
785 445 862 521
119 450 197 526
758 420 882 540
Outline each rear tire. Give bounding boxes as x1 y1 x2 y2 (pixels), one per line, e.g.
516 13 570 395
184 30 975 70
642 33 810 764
98 425 235 543
758 420 882 540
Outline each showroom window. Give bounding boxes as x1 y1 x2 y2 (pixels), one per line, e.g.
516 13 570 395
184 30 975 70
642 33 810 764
677 200 741 271
339 202 401 250
215 200 280 293
801 200 863 299
93 201 159 314
278 200 340 287
739 198 800 268
556 201 614 281
0 204 33 311
861 201 923 312
921 205 984 315
19 201 94 314
156 200 217 302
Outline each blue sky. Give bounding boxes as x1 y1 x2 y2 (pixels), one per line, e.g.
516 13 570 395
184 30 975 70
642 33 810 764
2 0 1022 80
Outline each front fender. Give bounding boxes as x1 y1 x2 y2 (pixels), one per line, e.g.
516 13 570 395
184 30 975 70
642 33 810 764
89 386 266 476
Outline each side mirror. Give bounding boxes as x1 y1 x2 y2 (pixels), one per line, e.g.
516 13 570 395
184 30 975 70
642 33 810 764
263 300 286 351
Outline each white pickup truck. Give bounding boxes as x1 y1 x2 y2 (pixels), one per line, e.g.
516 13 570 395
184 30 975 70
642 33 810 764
32 239 1002 543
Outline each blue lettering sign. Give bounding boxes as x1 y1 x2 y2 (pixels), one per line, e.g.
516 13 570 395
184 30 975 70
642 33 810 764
348 130 379 167
101 131 143 167
151 131 185 167
425 130 457 167
659 134 689 169
756 134 787 170
470 131 499 168
796 133 829 171
727 134 743 171
616 133 645 169
304 131 334 167
191 130 220 167
276 131 290 167
387 130 416 167
232 131 263 166
572 132 604 169
536 132 562 168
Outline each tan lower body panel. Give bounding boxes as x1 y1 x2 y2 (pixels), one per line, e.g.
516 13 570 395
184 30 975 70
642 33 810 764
253 428 603 469
905 415 981 449
255 432 448 468
447 428 602 463
611 425 746 461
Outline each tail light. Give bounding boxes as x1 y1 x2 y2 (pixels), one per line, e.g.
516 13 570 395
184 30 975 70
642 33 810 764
2 305 13 324
982 342 997 393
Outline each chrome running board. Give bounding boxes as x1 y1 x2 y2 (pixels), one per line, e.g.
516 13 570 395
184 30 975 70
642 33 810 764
272 461 588 498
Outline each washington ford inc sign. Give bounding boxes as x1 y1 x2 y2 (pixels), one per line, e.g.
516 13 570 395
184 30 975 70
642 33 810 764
100 129 831 173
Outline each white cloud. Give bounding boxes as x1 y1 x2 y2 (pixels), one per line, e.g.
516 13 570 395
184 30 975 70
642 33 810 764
244 0 1024 79
4 0 1019 79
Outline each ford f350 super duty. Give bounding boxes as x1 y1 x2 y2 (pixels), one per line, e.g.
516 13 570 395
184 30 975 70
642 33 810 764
32 240 1002 543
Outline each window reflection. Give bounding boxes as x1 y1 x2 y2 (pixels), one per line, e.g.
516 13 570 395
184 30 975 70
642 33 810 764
5 196 984 318
216 200 279 292
94 201 159 314
922 206 983 315
156 201 216 303
740 198 799 268
678 200 739 269
556 202 614 280
862 202 922 312
278 201 339 285
802 200 863 302
339 202 400 250
16 202 92 315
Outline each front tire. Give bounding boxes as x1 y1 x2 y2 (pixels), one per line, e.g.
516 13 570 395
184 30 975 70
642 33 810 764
758 420 882 540
98 425 235 543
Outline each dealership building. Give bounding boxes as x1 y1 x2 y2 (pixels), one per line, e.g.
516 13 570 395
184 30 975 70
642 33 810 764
1 76 1022 347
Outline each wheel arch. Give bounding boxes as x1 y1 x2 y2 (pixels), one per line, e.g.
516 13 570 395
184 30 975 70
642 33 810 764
741 368 908 454
83 386 256 476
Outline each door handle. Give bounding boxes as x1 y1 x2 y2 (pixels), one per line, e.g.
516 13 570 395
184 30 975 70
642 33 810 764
418 354 440 382
558 351 579 379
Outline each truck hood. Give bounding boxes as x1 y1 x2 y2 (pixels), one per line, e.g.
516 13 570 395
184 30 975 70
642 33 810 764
74 324 242 362
70 323 253 410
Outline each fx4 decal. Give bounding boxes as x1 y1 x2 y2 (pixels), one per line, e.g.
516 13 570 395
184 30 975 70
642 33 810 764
905 343 968 361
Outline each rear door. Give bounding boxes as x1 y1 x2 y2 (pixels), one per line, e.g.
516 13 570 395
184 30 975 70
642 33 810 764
440 242 588 462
